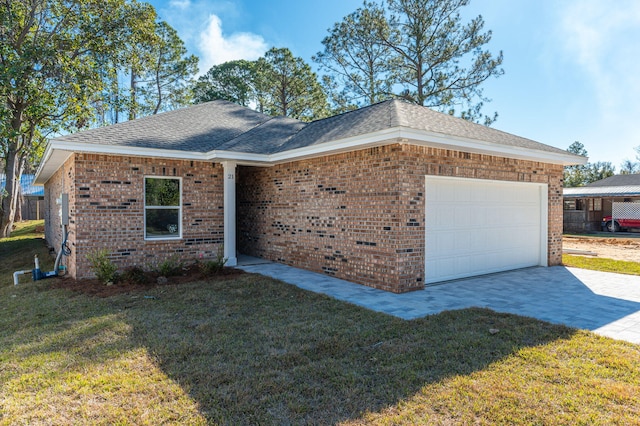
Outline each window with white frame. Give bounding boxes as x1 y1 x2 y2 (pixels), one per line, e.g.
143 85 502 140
144 177 181 239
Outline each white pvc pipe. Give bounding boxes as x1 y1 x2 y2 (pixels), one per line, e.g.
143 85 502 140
13 270 31 285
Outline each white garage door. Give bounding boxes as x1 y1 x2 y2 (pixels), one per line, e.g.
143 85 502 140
425 176 548 284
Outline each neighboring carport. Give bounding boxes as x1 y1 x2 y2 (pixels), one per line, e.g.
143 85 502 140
563 174 640 232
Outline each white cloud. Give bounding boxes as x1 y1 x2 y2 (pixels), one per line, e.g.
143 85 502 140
559 1 640 112
168 0 191 10
197 14 268 74
554 0 640 163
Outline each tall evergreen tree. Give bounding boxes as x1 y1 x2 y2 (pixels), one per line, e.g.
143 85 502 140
139 21 198 115
619 147 640 175
94 19 196 123
192 60 256 106
258 47 328 121
314 2 396 109
193 50 327 121
563 142 614 187
620 159 640 175
316 0 504 124
383 0 503 124
563 142 588 188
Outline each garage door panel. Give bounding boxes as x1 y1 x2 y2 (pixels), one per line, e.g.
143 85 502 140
425 177 547 284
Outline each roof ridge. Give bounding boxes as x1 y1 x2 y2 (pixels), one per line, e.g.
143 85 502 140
388 98 403 127
304 99 397 125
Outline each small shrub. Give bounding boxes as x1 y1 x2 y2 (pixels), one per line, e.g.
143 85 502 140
120 266 150 285
155 255 184 277
87 249 119 284
198 249 227 275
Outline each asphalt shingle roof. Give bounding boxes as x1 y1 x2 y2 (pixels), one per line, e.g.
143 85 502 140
215 115 305 154
48 98 575 159
585 174 640 187
51 100 275 152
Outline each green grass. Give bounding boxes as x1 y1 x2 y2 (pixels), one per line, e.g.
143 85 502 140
564 232 640 240
2 221 640 424
0 220 53 286
563 254 640 276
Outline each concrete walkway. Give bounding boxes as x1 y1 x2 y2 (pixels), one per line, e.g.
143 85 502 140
237 256 640 345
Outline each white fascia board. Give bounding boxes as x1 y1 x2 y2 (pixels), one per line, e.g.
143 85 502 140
34 141 209 186
398 128 587 166
206 150 272 166
34 141 274 185
34 143 56 185
267 126 585 166
48 140 206 160
45 140 274 164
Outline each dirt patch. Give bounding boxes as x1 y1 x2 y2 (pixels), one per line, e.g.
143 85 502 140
50 265 245 297
563 236 640 262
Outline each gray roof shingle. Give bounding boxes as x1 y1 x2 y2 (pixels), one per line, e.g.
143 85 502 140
52 100 274 152
48 98 576 159
586 174 640 187
215 115 305 154
276 99 571 156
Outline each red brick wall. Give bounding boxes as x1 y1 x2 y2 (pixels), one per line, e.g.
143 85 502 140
43 144 563 290
238 145 405 292
237 142 564 293
45 154 225 279
44 155 77 276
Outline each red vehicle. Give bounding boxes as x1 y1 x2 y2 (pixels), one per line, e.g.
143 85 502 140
602 216 640 232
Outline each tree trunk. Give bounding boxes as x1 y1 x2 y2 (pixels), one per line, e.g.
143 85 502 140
1 149 21 237
130 67 138 120
153 65 162 115
14 182 23 222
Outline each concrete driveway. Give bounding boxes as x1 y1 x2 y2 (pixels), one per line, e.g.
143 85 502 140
238 258 640 344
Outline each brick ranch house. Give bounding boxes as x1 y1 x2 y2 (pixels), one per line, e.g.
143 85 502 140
34 99 585 293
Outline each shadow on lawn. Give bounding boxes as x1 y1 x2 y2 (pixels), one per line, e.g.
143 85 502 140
120 273 577 424
0 229 593 423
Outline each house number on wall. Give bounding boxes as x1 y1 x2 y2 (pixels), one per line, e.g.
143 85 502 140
227 173 234 180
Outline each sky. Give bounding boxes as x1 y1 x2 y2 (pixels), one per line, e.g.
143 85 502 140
147 0 640 168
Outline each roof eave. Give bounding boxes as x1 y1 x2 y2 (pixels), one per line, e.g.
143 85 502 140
206 150 272 166
269 126 586 166
35 125 583 185
411 130 587 166
34 141 276 184
34 143 72 185
563 185 640 198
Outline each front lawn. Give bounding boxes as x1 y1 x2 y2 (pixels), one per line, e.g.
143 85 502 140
2 221 640 424
563 254 640 276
